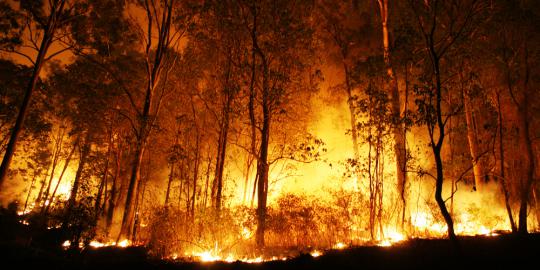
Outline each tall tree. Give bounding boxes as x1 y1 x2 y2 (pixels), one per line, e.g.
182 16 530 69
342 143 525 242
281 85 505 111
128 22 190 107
118 0 191 240
409 0 486 242
375 0 408 229
0 0 74 189
243 0 316 248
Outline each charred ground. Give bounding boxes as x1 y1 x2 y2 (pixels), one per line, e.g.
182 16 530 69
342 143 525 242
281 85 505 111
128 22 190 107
2 212 539 270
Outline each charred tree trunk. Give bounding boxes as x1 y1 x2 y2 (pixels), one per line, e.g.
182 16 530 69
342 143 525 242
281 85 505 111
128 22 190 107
165 124 180 207
203 153 212 208
431 54 456 243
23 174 37 214
255 113 270 249
164 163 175 207
119 139 145 240
106 142 122 233
64 133 91 227
251 3 271 248
95 126 114 217
517 104 534 234
118 0 175 240
0 1 66 189
191 131 200 219
496 91 517 232
213 90 232 214
247 22 258 206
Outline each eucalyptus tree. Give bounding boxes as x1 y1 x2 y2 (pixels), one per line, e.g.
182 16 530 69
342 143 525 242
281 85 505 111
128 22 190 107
117 0 196 241
0 0 83 190
408 0 488 242
239 0 317 248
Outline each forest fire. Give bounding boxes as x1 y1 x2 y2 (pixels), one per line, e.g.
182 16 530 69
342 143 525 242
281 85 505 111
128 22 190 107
0 0 539 269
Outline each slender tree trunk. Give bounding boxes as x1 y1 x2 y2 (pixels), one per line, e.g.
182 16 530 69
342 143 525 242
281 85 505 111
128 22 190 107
191 132 200 219
43 139 77 214
517 106 534 234
377 0 407 229
255 118 270 248
165 123 180 207
118 141 145 240
254 59 270 249
461 70 485 191
0 1 66 189
214 96 232 213
251 5 272 246
496 92 517 232
35 169 50 206
118 0 175 241
64 133 91 227
106 142 121 233
344 64 359 160
42 127 65 205
164 164 174 206
432 54 456 242
95 128 113 217
23 174 37 214
203 153 211 208
132 156 149 243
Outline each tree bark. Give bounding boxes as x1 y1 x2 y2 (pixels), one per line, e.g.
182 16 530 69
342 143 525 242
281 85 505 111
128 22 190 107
496 91 516 232
42 127 65 206
432 54 457 242
43 138 78 215
461 69 485 191
106 142 122 233
377 0 408 230
64 133 91 227
517 105 534 234
0 0 66 189
118 0 175 240
213 91 232 213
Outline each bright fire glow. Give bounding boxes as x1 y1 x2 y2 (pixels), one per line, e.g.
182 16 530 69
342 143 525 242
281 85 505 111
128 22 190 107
334 242 347 249
117 239 130 247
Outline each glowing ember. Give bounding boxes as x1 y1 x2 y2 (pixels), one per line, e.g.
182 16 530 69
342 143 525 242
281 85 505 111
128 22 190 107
378 240 393 247
117 239 130 248
241 227 252 239
196 251 222 262
310 250 322 257
334 242 347 249
244 257 264 264
62 240 71 248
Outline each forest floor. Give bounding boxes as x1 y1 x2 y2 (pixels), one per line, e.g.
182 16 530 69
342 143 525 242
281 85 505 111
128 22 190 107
1 233 539 269
1 213 539 270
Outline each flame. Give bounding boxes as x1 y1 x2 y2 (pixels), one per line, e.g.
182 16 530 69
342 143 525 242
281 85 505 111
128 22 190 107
333 242 347 249
195 251 222 262
117 239 131 247
241 227 252 239
188 250 274 264
310 250 322 257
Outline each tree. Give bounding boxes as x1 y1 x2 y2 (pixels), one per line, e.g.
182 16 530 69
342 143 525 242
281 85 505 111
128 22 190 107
375 0 408 230
117 0 192 241
409 0 487 242
486 0 540 234
0 0 75 189
242 0 316 248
